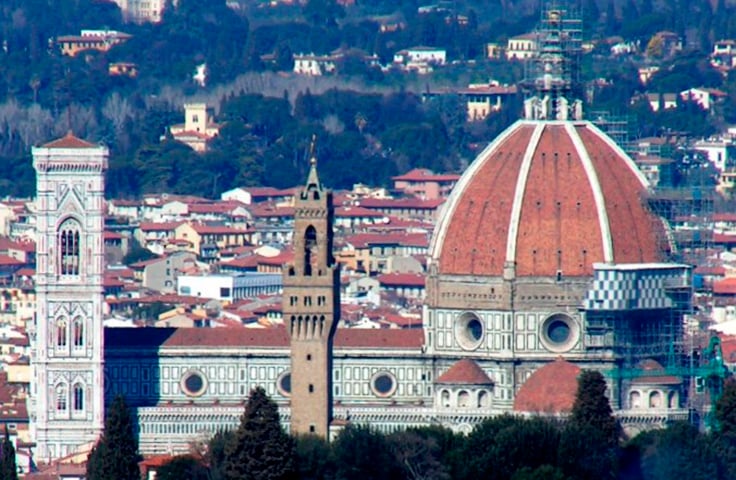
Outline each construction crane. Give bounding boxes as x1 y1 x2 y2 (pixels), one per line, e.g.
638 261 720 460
607 335 730 430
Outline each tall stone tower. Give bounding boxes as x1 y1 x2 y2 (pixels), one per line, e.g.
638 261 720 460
283 144 340 437
30 133 108 460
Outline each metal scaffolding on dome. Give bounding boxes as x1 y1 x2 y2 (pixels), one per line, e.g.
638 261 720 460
523 0 583 120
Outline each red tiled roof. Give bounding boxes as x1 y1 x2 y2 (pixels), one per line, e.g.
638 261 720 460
335 206 386 218
139 221 184 232
714 277 736 295
0 255 24 267
378 273 426 287
358 198 445 210
104 230 123 240
436 359 493 384
41 131 96 149
513 359 581 413
392 168 461 183
190 224 250 235
105 326 424 349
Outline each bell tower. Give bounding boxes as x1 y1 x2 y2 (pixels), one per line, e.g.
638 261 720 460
284 139 340 437
30 133 108 460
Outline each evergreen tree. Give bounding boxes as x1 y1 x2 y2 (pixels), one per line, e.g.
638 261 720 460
223 387 295 480
333 424 401 480
156 455 209 480
294 434 335 480
559 370 620 480
1 429 17 480
86 395 140 480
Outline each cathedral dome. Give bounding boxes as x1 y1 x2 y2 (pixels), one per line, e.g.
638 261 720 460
430 120 665 278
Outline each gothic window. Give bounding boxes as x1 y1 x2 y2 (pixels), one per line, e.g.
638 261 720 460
56 384 68 411
56 318 68 347
303 226 317 276
73 383 84 411
72 317 84 349
58 218 81 276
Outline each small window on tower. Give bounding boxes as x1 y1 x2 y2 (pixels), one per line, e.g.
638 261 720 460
56 318 68 348
304 226 317 276
72 317 84 349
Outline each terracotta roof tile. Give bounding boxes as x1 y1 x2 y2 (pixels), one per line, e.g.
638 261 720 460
42 132 96 149
513 359 581 413
436 359 493 384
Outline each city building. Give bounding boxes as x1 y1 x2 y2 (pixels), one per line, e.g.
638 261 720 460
167 104 221 153
177 272 282 302
506 33 539 60
56 30 131 57
112 0 170 23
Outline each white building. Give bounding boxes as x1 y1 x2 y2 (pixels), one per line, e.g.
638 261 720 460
693 137 736 172
112 0 170 23
293 53 338 76
680 87 727 111
506 33 538 60
177 272 282 302
30 132 108 461
393 46 446 73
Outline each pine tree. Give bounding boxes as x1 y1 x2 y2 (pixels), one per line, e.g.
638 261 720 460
559 370 620 480
1 428 17 480
223 387 295 480
86 395 141 480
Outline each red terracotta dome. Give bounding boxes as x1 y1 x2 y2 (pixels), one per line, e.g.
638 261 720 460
513 358 581 413
431 120 665 277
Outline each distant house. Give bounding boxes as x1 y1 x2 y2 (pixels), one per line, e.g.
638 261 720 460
167 103 221 153
645 93 678 112
293 53 338 76
638 66 660 85
421 81 519 121
56 29 131 57
680 87 728 111
485 43 503 59
506 33 538 60
108 62 138 78
711 39 736 70
393 46 446 74
392 168 460 200
646 31 681 58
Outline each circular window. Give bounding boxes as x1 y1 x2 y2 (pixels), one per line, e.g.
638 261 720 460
277 371 291 397
454 312 484 350
371 372 397 397
540 313 578 353
181 371 207 397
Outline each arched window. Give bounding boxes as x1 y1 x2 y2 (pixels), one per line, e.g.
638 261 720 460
458 390 470 408
73 383 84 411
303 226 317 276
56 318 67 347
649 391 662 408
668 391 678 409
56 384 68 411
58 218 81 276
441 389 451 407
72 317 84 349
478 390 490 408
629 390 641 409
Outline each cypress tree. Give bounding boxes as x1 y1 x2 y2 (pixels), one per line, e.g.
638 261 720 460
86 395 141 480
223 386 295 480
1 428 17 480
570 370 619 445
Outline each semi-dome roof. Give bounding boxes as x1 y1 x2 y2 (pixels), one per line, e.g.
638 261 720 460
513 358 581 413
430 120 665 277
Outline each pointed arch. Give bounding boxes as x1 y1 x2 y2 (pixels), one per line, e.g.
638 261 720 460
58 217 82 276
72 316 84 349
303 225 317 276
56 383 68 411
73 383 84 411
56 317 68 348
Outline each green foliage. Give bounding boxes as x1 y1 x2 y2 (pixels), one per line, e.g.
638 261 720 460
294 434 335 480
207 429 234 480
156 455 209 480
333 424 400 480
86 395 140 480
627 422 720 480
223 386 295 480
559 370 620 480
457 415 561 480
1 429 17 480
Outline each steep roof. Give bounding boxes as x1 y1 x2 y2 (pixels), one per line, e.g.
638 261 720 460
436 359 493 385
41 131 97 149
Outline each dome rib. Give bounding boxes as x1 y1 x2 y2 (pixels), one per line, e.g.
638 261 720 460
505 123 544 269
565 123 614 263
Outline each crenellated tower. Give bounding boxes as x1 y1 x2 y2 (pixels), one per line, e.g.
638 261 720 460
283 140 340 437
30 133 108 460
